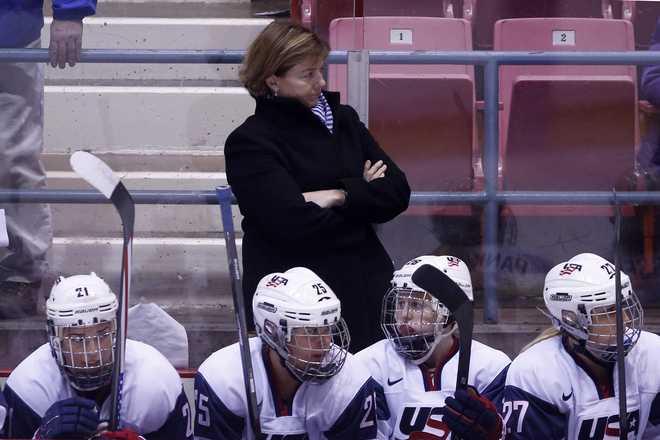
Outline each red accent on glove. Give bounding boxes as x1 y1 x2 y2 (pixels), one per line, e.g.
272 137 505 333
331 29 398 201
99 429 145 440
442 386 503 440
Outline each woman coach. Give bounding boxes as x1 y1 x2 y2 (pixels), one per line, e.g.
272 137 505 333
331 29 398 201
225 21 410 351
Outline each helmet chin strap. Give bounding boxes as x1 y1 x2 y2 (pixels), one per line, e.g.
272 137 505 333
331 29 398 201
282 356 305 383
562 333 612 366
263 339 306 383
409 323 457 366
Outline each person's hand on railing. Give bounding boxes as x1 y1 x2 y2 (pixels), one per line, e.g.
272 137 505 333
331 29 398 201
303 189 346 208
363 160 387 182
49 19 84 68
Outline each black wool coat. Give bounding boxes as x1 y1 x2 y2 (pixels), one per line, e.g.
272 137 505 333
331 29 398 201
225 91 411 351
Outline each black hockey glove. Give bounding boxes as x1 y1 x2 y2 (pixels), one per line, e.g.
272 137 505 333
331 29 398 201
37 397 100 439
440 386 503 440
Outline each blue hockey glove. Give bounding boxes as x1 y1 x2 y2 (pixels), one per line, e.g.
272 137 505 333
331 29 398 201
38 397 100 439
440 386 503 440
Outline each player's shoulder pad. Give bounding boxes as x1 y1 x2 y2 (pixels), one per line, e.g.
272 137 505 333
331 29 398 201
469 340 511 396
6 343 69 417
470 339 511 371
318 352 374 409
122 340 184 432
197 337 262 415
125 339 182 392
505 336 566 407
353 339 397 386
628 330 660 391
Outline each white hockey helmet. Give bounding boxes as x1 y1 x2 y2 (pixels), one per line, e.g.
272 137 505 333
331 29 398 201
382 256 473 364
47 273 118 391
252 267 350 382
543 253 643 363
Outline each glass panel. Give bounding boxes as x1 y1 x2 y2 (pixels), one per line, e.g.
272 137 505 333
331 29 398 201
2 0 659 421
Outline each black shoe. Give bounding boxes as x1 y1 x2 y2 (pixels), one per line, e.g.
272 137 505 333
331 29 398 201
0 281 41 318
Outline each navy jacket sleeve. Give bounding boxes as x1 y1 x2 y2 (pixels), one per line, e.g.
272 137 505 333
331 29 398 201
193 373 244 440
144 388 192 440
325 378 378 440
501 385 565 440
338 107 411 224
482 364 510 406
3 385 42 439
226 125 367 249
52 0 97 20
642 19 660 106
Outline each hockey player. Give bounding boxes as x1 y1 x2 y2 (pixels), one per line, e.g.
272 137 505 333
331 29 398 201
501 253 660 439
356 255 511 440
3 273 192 440
194 267 379 440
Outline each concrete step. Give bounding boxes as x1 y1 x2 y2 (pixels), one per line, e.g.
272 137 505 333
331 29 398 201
43 149 226 173
47 170 226 190
60 1 289 19
50 202 242 236
49 236 241 307
44 85 253 151
42 150 243 235
42 17 271 82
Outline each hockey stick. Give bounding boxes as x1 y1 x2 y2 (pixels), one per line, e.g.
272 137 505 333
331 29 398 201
216 186 261 439
412 264 473 390
70 151 134 431
613 190 627 440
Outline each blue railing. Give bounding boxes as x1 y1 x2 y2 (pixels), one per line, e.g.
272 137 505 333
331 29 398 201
2 48 660 323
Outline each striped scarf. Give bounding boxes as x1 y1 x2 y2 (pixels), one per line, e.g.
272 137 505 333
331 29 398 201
311 93 334 133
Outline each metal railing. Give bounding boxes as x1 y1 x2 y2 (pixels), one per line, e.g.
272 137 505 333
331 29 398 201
3 48 660 323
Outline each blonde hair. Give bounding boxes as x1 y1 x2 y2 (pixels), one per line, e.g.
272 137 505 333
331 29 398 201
239 21 330 97
520 327 561 354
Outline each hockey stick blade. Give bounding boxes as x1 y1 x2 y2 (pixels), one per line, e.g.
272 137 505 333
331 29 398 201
70 151 135 430
412 264 474 390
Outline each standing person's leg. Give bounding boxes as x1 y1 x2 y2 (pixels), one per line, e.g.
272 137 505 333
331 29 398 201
339 289 371 353
0 39 53 316
365 272 390 347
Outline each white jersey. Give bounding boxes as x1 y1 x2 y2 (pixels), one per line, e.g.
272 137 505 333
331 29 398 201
502 330 660 440
4 339 191 440
194 337 378 440
355 338 511 440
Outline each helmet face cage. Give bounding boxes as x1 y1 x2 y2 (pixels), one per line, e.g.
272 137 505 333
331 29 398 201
262 318 350 382
48 319 116 391
579 293 643 362
381 286 452 362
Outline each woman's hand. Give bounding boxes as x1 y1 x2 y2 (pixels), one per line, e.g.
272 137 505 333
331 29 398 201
363 160 387 182
303 189 347 208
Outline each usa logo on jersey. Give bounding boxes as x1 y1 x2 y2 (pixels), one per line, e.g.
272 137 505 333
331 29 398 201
577 409 639 440
395 405 451 440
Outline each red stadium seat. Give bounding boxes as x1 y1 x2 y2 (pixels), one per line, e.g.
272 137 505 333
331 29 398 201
473 0 619 50
362 0 452 18
494 18 650 275
290 0 467 44
328 17 479 216
327 16 481 265
291 0 361 43
496 17 638 204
